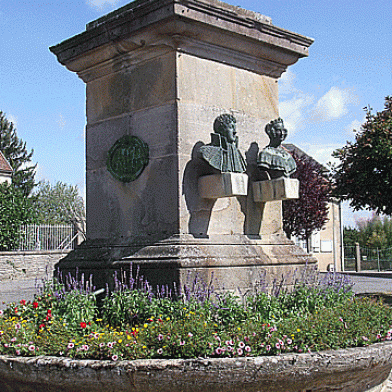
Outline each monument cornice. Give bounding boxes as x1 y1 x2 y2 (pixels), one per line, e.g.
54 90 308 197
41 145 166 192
50 0 313 78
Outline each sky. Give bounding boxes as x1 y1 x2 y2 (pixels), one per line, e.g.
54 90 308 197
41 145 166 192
1 0 391 228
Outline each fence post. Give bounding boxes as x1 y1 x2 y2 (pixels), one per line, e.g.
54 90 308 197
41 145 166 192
355 242 361 272
73 219 86 247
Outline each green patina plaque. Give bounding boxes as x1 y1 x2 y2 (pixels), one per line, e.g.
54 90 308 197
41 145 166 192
107 135 149 182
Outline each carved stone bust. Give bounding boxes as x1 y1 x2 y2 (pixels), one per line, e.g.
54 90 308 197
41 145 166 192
198 114 246 173
257 118 296 179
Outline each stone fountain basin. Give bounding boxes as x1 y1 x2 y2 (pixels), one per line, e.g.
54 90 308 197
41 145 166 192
1 342 392 392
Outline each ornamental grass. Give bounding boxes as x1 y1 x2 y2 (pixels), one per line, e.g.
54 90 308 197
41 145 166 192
0 269 391 361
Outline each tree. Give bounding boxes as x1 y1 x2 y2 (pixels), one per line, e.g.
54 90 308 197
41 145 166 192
0 111 36 196
33 181 85 225
282 149 331 251
347 214 392 248
0 183 37 250
342 226 359 247
332 96 392 215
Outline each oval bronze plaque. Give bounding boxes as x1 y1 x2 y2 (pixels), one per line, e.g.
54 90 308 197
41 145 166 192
107 135 149 183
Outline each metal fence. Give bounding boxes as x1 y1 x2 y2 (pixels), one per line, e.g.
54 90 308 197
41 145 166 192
344 244 392 271
16 224 76 251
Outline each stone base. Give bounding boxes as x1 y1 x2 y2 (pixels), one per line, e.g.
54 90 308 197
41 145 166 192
56 234 317 295
253 177 299 202
1 342 392 392
198 173 248 199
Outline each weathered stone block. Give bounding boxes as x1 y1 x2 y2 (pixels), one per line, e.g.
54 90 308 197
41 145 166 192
198 173 248 199
253 177 299 202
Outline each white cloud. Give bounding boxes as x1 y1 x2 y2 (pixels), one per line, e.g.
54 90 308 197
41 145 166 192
345 117 365 136
300 143 341 167
279 94 314 135
311 87 358 122
86 0 120 10
57 114 66 129
7 114 18 128
279 69 298 95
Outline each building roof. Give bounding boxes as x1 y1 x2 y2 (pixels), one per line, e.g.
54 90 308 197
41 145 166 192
0 151 13 174
283 143 329 174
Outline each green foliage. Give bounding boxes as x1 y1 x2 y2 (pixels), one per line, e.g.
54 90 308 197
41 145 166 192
344 214 392 248
0 183 37 250
333 96 392 215
33 180 85 224
343 226 360 247
283 150 331 242
0 111 36 196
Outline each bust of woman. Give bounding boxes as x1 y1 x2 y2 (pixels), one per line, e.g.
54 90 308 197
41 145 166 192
257 118 296 179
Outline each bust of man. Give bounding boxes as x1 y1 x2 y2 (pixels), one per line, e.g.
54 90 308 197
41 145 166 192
257 118 296 179
198 114 246 173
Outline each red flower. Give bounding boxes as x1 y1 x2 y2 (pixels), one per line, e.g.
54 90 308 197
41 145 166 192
80 322 87 329
20 300 26 306
39 324 45 329
33 302 39 309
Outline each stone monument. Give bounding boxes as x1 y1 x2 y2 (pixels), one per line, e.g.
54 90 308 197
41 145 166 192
50 0 316 292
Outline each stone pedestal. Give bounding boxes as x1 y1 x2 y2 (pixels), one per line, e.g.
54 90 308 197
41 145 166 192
50 0 316 292
199 173 248 199
253 178 299 202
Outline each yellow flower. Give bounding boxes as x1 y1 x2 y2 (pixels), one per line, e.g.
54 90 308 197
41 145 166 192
166 317 170 321
144 324 148 329
118 339 122 344
127 335 132 340
297 329 301 332
237 327 241 331
142 346 147 349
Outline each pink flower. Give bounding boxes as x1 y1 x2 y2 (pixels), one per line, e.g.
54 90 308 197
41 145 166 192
15 350 21 356
157 348 163 354
245 346 251 352
111 355 118 361
180 341 185 346
99 343 105 348
158 334 163 341
67 343 74 349
28 345 35 352
237 348 243 356
238 341 245 348
188 333 193 338
275 343 280 349
107 342 114 348
286 338 293 345
266 345 271 352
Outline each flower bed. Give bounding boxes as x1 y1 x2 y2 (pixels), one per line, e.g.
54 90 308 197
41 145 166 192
0 272 392 390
